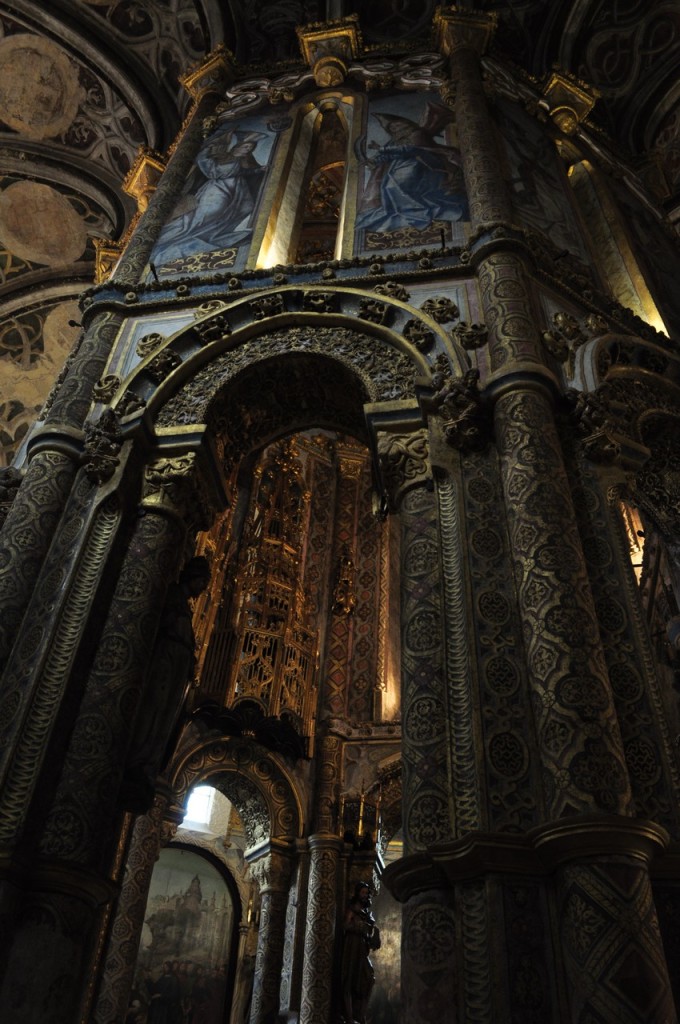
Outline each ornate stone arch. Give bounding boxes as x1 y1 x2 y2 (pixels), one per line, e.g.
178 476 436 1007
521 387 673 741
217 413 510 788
93 284 469 513
169 734 304 847
98 284 467 427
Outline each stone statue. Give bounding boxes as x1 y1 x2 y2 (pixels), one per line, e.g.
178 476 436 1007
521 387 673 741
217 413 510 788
125 556 211 808
341 881 381 1024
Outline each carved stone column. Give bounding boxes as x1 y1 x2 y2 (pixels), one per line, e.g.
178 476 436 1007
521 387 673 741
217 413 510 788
280 841 310 1020
230 923 254 1024
558 850 676 1023
0 450 78 667
0 454 208 1024
398 476 458 1023
0 51 233 673
399 478 454 855
437 1 633 821
435 8 506 227
300 733 343 1024
247 840 293 1024
432 12 675 1021
299 833 343 1024
93 784 180 1024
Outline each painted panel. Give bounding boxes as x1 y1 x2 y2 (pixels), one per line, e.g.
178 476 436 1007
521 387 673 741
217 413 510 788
127 847 235 1024
354 92 470 255
493 98 593 267
150 113 287 276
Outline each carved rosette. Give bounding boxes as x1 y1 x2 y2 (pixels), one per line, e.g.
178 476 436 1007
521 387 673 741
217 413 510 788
400 891 458 1024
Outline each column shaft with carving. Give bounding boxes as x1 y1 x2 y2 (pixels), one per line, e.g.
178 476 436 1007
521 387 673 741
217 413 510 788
0 54 232 671
299 833 342 1024
323 455 362 718
0 456 197 1024
425 12 674 1022
248 844 292 1024
230 923 254 1024
111 74 229 288
37 505 186 871
400 485 453 854
93 787 177 1024
300 733 342 1024
439 6 632 818
0 451 77 668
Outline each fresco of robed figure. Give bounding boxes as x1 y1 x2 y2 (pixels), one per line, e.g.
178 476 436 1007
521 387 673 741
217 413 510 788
152 127 267 266
356 96 469 246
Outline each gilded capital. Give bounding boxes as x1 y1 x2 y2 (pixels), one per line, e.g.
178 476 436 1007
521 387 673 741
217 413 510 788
434 6 497 57
122 147 167 213
297 15 362 87
180 44 236 100
541 71 598 135
94 238 123 284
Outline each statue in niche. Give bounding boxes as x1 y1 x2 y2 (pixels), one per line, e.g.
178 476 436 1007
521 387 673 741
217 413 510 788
357 102 469 234
341 881 381 1024
334 547 357 615
125 556 211 807
152 129 266 264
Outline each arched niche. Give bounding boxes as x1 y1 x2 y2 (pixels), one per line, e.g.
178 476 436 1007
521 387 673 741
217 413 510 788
169 735 303 846
255 92 359 268
127 842 241 1024
102 285 467 480
573 330 680 394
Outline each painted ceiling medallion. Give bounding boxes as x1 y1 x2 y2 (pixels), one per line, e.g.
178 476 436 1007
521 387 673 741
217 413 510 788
0 182 87 266
0 33 82 140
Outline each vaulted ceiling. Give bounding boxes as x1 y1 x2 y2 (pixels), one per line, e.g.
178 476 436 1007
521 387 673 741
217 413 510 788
1 0 679 465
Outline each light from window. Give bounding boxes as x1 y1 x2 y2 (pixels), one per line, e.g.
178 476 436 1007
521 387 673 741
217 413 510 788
183 786 215 827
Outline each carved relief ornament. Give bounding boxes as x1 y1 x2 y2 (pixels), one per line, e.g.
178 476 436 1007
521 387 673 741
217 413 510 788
377 429 430 513
143 452 214 530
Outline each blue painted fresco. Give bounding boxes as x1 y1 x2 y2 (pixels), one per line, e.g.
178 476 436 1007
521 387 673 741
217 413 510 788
356 93 469 251
151 115 282 270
